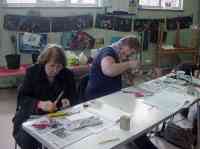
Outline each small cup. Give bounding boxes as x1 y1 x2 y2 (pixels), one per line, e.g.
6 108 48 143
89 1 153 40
120 115 131 131
176 70 185 79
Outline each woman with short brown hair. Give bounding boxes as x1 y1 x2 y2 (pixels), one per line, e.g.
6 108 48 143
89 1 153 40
37 44 67 66
13 44 76 149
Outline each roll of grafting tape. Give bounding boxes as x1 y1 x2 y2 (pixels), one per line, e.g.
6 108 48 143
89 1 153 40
120 115 131 131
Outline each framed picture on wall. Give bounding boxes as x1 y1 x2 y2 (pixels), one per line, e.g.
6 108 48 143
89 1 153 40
17 32 48 54
4 15 50 33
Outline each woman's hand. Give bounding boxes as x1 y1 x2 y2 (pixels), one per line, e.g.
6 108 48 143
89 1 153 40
128 60 140 69
38 101 57 113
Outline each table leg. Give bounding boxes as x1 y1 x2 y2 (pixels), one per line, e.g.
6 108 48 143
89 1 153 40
156 52 160 67
193 53 197 65
42 145 45 149
196 101 200 149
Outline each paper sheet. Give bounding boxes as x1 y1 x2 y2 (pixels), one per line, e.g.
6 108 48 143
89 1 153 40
87 116 114 134
143 90 194 113
43 127 92 149
139 79 168 93
67 111 94 121
86 103 128 122
97 131 120 145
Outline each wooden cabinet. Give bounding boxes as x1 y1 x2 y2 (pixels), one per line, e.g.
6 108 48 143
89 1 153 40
156 22 198 67
156 47 198 67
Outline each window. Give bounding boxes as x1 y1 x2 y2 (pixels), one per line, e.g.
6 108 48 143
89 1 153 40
70 0 96 5
139 0 183 10
38 0 65 5
70 0 97 6
6 0 36 3
5 0 99 7
40 0 65 1
139 0 160 7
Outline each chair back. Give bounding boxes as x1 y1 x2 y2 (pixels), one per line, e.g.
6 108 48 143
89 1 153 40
77 74 89 104
16 84 23 112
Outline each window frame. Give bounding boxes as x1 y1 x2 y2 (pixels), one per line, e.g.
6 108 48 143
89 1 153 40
139 0 183 11
3 0 101 7
69 0 98 7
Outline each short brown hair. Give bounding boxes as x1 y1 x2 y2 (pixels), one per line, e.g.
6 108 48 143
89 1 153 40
119 36 141 52
37 44 67 66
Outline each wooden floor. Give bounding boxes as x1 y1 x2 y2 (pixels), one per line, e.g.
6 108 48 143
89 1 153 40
0 88 182 149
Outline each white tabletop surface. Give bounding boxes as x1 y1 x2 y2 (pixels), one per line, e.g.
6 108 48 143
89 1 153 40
23 75 200 149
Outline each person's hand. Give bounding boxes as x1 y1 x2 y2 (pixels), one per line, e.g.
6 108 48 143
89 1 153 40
153 67 162 78
128 60 140 69
133 69 143 76
61 98 70 109
123 70 135 86
194 70 200 79
38 101 57 113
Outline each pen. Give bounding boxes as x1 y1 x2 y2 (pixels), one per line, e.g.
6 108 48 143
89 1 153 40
121 90 134 94
121 90 145 97
48 110 80 118
98 138 120 144
54 90 64 105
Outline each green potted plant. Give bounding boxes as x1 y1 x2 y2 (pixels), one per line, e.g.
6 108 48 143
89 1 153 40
5 34 21 69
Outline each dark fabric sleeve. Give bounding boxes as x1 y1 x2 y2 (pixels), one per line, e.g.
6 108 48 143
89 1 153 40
100 48 118 62
13 67 42 137
58 70 77 107
65 71 77 106
19 68 43 115
98 47 119 64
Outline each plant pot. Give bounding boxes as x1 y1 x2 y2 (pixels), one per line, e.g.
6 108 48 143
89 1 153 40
32 52 40 64
5 54 21 69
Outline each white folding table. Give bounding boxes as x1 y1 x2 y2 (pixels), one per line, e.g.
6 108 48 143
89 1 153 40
23 75 200 149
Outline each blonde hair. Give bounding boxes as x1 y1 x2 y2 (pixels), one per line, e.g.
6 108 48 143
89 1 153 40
37 44 67 66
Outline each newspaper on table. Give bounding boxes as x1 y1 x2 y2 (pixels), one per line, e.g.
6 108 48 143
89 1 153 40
25 108 117 149
42 126 92 149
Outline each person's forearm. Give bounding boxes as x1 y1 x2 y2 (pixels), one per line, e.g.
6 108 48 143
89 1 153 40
103 61 130 77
